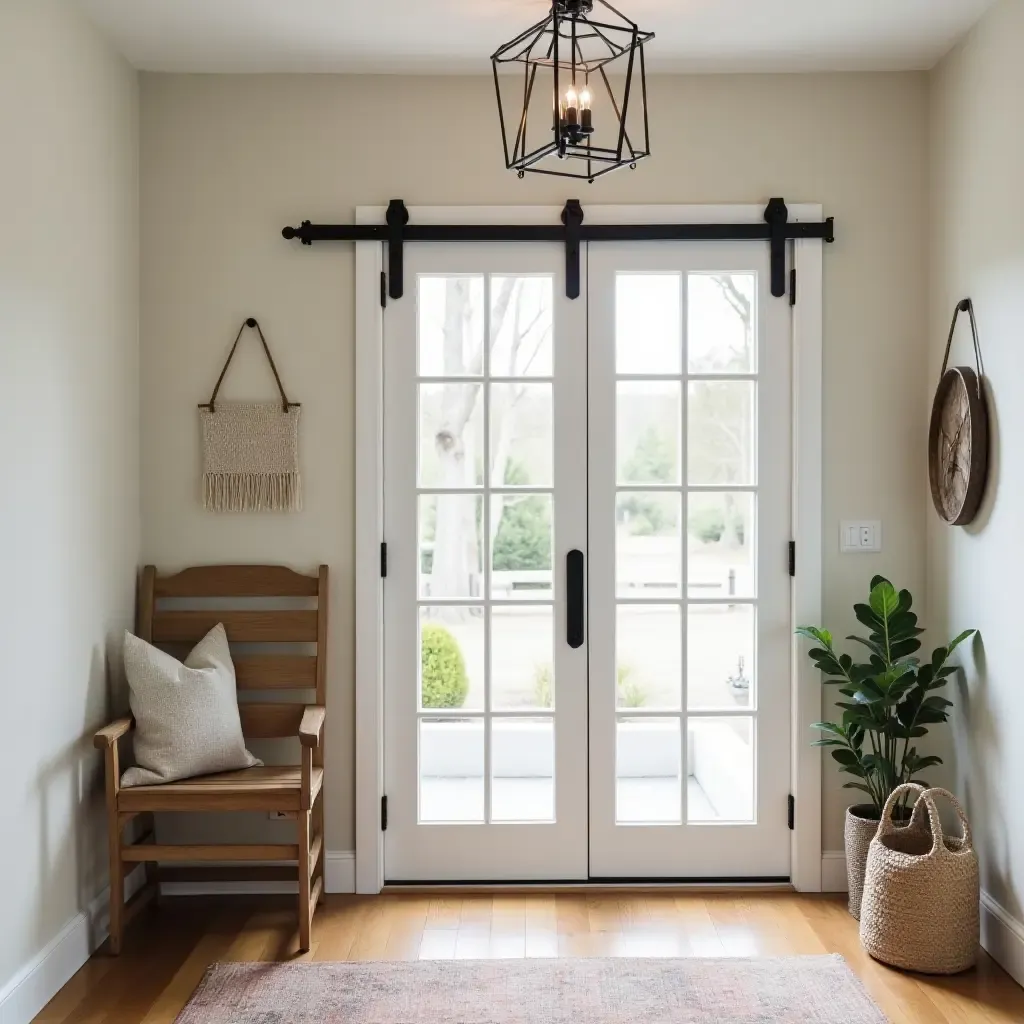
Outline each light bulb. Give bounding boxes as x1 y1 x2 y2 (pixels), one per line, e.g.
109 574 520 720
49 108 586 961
563 86 579 127
579 86 593 131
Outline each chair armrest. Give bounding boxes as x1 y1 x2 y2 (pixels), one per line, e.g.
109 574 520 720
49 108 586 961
94 717 134 749
299 705 326 749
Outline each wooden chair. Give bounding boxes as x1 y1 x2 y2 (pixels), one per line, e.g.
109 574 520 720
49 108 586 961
93 564 328 954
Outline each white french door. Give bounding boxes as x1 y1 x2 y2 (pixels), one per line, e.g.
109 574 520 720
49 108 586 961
383 243 590 880
587 243 792 879
383 230 793 882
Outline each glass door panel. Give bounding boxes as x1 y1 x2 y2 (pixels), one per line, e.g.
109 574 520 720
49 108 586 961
588 243 792 880
384 243 588 881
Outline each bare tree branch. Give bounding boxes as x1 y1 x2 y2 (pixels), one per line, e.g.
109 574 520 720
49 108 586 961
710 275 750 323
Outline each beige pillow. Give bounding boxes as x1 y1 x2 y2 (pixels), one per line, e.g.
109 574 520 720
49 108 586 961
121 623 260 787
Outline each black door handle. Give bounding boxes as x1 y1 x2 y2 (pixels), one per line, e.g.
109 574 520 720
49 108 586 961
566 549 584 649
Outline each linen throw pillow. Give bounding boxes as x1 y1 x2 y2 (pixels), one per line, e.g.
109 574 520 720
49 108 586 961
121 623 261 787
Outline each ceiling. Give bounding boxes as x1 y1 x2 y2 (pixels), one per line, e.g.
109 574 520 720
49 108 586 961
78 0 993 74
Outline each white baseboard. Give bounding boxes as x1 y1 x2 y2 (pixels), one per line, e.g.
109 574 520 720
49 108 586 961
818 854 1023 987
158 851 356 898
0 853 359 1023
821 851 848 892
0 910 93 1024
325 851 355 893
981 890 1024 988
0 866 146 1024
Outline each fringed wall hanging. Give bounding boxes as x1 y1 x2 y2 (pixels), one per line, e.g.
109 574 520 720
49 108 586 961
199 317 302 512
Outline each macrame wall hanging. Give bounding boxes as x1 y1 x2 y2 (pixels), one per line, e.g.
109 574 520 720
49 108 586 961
199 317 302 512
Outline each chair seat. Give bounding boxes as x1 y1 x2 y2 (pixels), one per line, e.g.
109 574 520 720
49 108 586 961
118 765 323 813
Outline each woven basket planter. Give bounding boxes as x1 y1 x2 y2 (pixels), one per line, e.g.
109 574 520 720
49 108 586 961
845 806 878 920
845 802 921 920
860 784 979 974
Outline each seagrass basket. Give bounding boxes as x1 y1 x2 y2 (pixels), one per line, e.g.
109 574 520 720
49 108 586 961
859 783 979 974
846 800 926 920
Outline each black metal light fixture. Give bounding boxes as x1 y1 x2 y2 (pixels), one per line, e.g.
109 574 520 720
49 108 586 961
492 0 654 182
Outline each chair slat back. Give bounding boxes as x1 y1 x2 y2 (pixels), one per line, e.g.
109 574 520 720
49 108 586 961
234 655 317 690
138 565 328 739
154 565 319 598
151 609 318 644
239 704 306 738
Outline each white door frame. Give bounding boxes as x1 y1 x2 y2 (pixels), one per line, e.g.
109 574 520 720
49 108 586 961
355 203 823 895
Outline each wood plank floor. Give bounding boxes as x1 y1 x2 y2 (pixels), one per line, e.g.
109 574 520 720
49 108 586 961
33 893 1024 1023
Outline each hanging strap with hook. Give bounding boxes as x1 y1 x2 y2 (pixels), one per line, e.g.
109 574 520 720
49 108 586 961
199 317 299 414
939 298 985 396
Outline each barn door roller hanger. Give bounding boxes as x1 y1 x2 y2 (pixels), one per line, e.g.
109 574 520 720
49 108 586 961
281 197 834 301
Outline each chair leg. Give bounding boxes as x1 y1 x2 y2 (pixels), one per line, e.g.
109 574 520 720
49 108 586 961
141 812 159 895
107 819 124 955
313 790 325 907
298 809 312 952
103 745 125 957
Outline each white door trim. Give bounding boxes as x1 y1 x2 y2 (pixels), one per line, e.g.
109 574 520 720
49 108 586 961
355 203 824 894
790 223 824 893
354 232 385 895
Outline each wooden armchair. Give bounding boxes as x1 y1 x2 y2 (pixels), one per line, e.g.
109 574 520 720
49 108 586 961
94 564 328 954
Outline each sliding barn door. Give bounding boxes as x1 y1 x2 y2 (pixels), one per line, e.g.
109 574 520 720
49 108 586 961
383 242 589 881
587 241 793 879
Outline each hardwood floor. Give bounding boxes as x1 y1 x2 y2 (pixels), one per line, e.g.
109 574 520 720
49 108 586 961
33 893 1024 1023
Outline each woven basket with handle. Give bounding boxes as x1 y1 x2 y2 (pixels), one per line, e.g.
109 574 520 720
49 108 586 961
859 783 979 974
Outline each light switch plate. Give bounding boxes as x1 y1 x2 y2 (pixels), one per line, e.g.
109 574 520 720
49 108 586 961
840 520 882 553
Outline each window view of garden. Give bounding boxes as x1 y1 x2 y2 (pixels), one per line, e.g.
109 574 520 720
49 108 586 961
414 270 758 824
417 272 756 713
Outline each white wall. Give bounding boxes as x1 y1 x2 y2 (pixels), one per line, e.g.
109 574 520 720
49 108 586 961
0 0 1014 1000
929 0 1024 959
139 70 929 857
0 0 139 1002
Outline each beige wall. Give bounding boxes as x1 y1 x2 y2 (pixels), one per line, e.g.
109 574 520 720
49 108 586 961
139 70 929 857
0 0 139 995
929 0 1024 933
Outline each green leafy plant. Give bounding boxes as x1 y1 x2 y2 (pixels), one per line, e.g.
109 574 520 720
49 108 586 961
420 624 469 709
618 426 677 536
616 663 649 708
493 460 552 573
623 424 676 485
797 576 975 818
532 663 554 709
687 501 746 546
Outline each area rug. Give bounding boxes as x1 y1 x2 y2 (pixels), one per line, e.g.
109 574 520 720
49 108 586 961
175 955 888 1023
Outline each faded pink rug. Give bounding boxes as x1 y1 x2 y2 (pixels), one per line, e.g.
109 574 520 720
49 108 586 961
175 955 887 1022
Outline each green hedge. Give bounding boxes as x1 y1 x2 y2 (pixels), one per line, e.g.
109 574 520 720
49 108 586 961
421 624 469 708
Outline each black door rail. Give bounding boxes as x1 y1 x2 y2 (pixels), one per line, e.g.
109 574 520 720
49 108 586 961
282 198 834 301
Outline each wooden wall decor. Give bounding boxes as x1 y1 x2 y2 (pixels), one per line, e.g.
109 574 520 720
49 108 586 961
928 299 989 526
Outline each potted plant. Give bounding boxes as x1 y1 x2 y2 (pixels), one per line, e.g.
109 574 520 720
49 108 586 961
797 576 974 919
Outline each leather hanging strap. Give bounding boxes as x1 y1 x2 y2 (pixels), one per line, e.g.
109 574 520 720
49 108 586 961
199 317 298 414
939 298 985 397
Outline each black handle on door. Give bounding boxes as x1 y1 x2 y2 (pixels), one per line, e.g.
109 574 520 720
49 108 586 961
566 549 585 649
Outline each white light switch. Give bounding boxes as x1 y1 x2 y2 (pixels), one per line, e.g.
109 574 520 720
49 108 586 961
840 520 882 553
